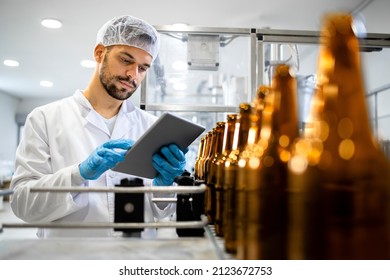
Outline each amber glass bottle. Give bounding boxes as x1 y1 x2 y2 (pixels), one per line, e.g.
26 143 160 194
213 114 237 237
235 85 269 259
253 85 268 122
223 103 252 254
203 129 216 183
194 136 205 180
288 13 390 259
206 121 226 230
237 65 299 260
203 128 217 223
200 131 213 220
198 132 212 182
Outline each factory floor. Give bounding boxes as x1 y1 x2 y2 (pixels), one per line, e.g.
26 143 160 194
0 197 229 260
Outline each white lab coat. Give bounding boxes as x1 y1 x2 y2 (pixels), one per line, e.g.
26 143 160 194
10 90 176 238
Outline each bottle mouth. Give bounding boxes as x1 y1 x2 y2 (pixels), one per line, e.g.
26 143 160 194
352 13 367 38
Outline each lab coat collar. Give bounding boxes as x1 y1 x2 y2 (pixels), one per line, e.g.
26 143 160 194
111 95 142 139
111 103 132 139
73 90 137 139
73 90 93 111
73 90 109 136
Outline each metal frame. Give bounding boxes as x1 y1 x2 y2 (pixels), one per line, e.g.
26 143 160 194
1 218 208 230
255 28 390 90
0 185 207 230
0 184 230 258
142 26 390 114
256 29 390 136
256 28 390 46
141 25 257 112
366 83 390 134
27 185 206 194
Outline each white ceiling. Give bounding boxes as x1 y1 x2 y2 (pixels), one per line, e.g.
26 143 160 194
0 0 389 100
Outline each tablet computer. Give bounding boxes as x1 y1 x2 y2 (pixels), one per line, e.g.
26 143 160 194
113 112 205 178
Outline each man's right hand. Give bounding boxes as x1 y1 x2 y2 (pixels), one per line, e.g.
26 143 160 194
79 139 134 180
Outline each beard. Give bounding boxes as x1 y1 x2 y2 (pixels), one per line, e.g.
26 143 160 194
99 55 139 101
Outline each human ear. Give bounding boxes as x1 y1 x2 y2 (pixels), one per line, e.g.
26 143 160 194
94 44 106 63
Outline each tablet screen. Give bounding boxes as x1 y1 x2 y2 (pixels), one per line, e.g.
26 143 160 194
113 112 205 178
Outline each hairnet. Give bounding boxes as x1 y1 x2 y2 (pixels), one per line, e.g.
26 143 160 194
96 15 160 61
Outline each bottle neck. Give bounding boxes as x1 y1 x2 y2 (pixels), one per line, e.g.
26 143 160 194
222 116 237 155
214 123 225 158
260 65 299 148
231 103 252 151
317 14 375 149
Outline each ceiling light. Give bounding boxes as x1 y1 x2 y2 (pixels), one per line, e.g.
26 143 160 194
3 59 19 67
40 80 53 87
41 18 62 29
80 60 96 68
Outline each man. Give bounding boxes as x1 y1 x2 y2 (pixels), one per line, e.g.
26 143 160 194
10 15 186 238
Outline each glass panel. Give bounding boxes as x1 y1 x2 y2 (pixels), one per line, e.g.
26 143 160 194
144 28 253 172
145 31 252 107
143 29 390 170
260 42 319 130
367 88 390 139
363 47 390 141
259 41 390 137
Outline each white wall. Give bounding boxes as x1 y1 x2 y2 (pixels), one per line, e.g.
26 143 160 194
0 94 61 178
17 97 58 115
0 92 19 166
17 88 142 115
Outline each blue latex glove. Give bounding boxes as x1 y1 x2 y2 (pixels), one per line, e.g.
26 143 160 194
79 139 134 180
152 144 187 186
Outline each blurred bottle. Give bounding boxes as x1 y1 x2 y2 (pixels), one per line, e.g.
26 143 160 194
235 85 269 259
206 121 226 229
197 132 212 218
237 65 299 260
223 102 252 254
213 114 237 237
203 128 217 223
204 129 217 182
288 13 390 259
198 132 212 182
194 136 206 181
253 85 269 119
